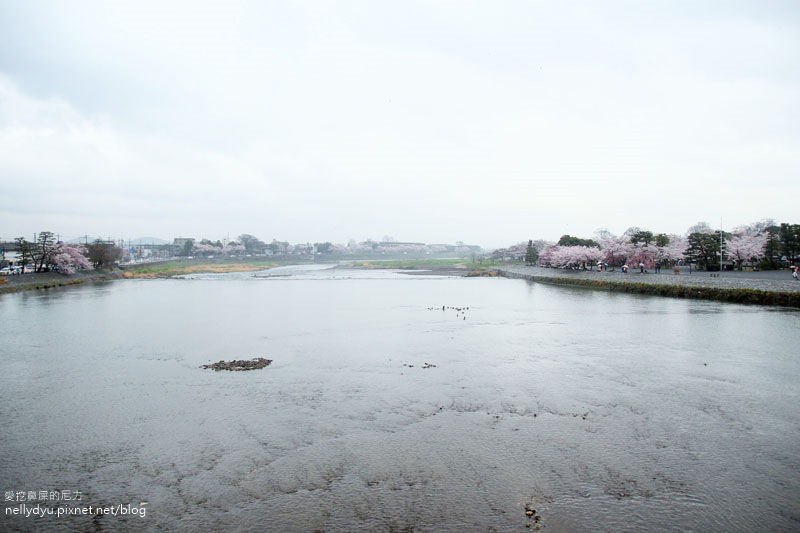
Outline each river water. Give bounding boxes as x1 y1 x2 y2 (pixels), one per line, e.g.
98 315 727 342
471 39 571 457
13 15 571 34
1 264 799 532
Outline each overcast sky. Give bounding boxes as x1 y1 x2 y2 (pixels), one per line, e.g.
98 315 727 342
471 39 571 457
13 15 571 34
1 1 798 248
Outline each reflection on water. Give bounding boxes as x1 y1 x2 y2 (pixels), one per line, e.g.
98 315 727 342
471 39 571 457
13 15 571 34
1 265 799 531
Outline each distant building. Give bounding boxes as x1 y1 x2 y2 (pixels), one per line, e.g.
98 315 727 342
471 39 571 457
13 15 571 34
379 241 427 247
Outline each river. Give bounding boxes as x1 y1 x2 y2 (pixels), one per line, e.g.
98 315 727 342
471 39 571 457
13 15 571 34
1 264 798 531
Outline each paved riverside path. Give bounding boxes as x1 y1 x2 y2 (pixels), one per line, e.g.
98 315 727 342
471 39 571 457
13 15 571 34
498 265 800 294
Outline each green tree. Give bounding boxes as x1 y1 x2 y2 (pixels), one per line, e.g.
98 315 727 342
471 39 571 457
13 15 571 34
762 230 781 270
630 230 654 246
32 231 57 272
557 235 599 248
779 223 800 264
269 239 290 255
654 233 670 247
14 237 32 271
238 234 267 254
685 232 720 270
524 240 538 266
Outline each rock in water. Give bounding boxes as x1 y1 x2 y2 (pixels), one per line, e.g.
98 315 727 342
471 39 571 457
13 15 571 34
201 358 272 371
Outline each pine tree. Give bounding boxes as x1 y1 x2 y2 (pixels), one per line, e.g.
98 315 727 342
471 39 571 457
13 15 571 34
763 230 781 269
524 240 538 266
33 231 57 272
685 232 720 270
779 223 800 264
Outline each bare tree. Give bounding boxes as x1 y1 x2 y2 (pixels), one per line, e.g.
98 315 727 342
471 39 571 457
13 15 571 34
86 240 122 269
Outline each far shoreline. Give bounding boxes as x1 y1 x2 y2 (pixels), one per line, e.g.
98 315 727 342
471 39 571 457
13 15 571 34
0 259 283 294
2 260 799 308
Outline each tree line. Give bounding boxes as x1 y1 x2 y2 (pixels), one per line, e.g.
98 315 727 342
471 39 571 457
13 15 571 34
513 220 799 271
7 232 121 274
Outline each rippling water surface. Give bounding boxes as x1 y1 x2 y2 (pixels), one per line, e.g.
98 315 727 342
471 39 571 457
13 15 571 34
1 264 799 531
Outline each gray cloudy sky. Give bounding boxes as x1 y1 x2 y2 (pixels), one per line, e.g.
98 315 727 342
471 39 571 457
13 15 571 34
1 1 798 248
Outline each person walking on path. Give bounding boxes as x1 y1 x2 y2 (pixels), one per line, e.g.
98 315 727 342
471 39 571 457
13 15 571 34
639 262 645 273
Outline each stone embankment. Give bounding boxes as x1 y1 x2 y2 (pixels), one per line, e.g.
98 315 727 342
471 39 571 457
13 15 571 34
498 265 800 308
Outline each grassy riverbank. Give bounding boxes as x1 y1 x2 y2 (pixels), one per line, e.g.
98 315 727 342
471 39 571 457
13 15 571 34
121 259 278 278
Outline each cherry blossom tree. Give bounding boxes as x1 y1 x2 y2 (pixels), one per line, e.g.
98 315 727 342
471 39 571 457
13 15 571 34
726 234 767 269
538 245 557 266
223 242 246 255
541 245 602 269
596 233 634 268
52 244 92 275
686 221 714 235
626 242 657 269
493 242 527 261
654 234 687 264
732 219 776 237
548 246 576 268
192 242 220 255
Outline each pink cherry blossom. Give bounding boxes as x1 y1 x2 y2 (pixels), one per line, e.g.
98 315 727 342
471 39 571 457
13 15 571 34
726 233 767 266
52 244 92 275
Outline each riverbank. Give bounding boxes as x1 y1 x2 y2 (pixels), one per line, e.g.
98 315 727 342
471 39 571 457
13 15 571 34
5 261 797 308
0 270 123 294
498 265 800 308
119 259 278 278
0 260 281 294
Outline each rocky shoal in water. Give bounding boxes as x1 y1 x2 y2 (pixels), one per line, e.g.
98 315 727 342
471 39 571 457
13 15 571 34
201 358 273 371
